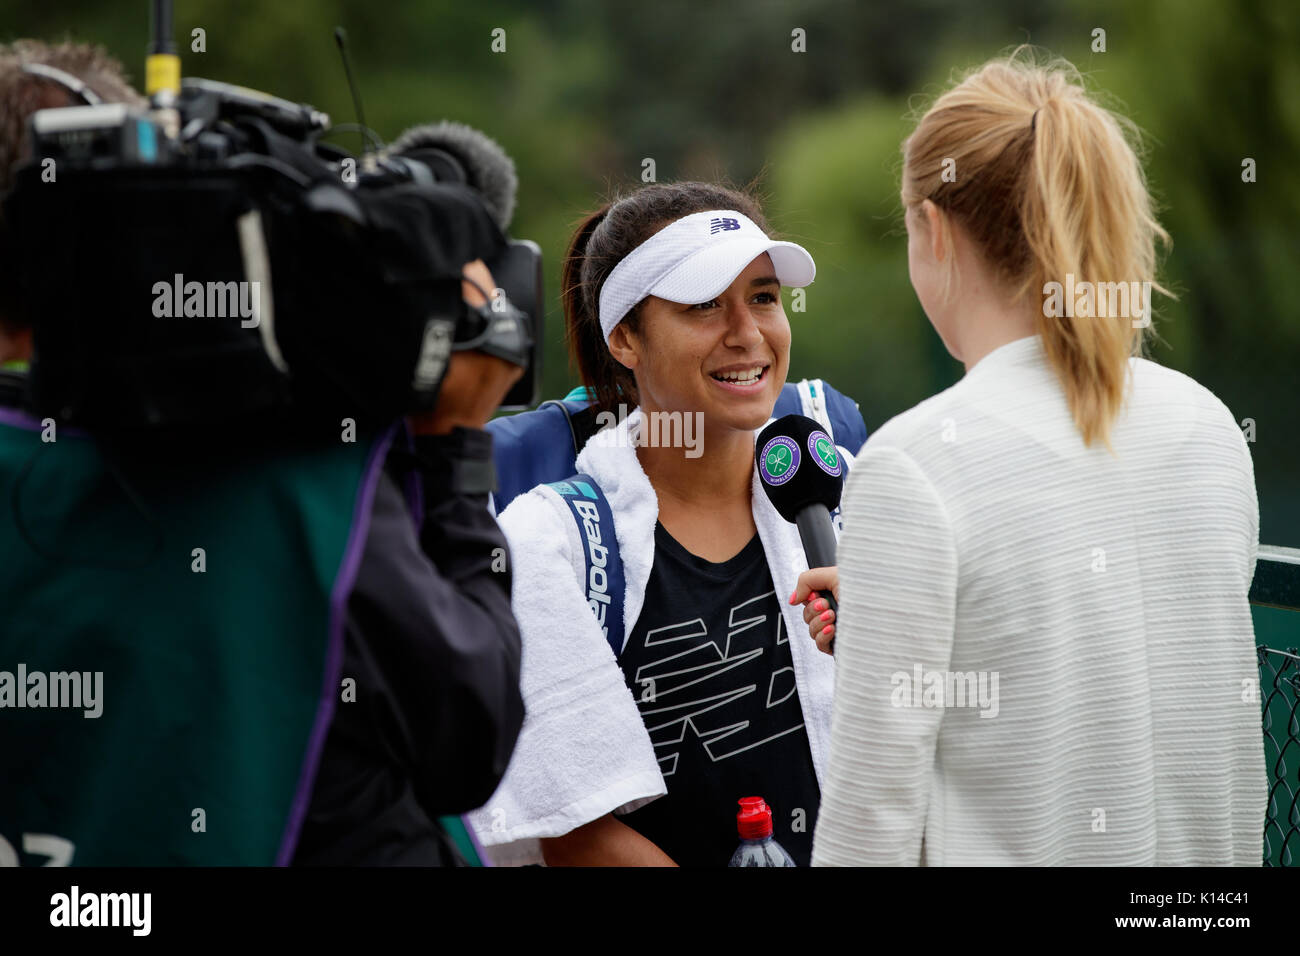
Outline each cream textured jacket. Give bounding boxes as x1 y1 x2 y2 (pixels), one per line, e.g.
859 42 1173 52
812 336 1266 866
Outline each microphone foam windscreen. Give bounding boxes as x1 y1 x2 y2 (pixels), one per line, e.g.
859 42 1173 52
389 120 518 230
754 414 845 522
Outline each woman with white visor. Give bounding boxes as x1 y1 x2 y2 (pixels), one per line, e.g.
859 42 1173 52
468 182 860 866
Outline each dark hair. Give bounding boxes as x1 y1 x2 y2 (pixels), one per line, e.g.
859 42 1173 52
562 181 771 416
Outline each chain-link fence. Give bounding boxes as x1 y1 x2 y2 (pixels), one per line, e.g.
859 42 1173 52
1251 545 1300 866
1258 644 1300 866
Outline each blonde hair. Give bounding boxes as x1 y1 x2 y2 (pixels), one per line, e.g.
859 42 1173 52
901 49 1172 448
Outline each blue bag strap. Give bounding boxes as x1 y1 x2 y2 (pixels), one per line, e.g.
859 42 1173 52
547 473 626 659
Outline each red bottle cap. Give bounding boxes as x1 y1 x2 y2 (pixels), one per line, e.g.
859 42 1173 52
736 796 774 840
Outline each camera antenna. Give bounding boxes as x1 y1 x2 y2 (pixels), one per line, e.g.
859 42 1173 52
146 0 181 104
333 27 369 158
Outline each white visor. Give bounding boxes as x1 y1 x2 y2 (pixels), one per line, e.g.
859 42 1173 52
597 209 816 343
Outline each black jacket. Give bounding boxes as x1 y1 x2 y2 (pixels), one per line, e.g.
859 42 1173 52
291 426 525 865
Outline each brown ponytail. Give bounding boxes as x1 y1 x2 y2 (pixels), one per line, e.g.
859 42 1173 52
562 203 641 417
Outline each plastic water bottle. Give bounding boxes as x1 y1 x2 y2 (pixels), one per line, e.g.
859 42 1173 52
728 796 796 866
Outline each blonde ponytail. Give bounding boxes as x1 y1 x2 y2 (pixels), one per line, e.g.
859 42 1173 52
902 49 1172 447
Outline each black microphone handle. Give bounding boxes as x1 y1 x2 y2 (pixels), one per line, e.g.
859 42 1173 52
795 505 839 653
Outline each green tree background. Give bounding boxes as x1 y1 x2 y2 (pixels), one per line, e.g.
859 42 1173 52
4 0 1297 544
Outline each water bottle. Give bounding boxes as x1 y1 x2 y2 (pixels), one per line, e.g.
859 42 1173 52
728 796 796 866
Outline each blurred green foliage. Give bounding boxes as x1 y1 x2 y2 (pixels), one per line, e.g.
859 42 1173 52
3 0 1296 541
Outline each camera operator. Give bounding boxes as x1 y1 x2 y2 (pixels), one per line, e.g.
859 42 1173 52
291 263 528 867
0 41 525 866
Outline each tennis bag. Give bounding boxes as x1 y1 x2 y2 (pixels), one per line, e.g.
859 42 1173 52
487 378 868 659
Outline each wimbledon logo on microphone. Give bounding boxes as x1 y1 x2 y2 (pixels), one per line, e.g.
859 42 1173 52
760 436 800 486
807 430 841 477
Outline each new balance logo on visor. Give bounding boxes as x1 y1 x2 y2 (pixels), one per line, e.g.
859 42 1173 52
596 208 816 343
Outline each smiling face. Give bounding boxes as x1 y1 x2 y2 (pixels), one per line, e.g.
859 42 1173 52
607 253 791 436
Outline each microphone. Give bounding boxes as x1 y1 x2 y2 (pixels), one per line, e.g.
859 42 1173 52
755 414 846 653
387 121 518 231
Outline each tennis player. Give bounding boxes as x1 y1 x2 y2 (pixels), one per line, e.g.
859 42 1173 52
469 182 862 866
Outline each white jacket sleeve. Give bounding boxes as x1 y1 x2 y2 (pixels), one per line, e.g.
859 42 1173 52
811 445 958 866
467 486 665 860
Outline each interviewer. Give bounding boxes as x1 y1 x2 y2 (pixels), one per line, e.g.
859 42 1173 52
795 51 1266 866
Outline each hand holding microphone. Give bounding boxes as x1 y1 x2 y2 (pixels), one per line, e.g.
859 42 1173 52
791 566 839 656
754 414 845 656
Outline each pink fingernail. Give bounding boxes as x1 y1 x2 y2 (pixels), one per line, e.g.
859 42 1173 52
820 611 832 621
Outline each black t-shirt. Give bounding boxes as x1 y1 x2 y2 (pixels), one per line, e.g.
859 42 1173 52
616 521 820 866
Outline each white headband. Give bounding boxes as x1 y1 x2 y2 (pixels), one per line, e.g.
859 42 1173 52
596 209 816 343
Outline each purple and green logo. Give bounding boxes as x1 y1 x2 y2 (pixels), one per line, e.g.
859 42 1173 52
807 430 841 477
760 435 800 485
